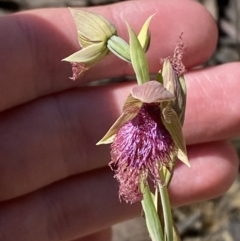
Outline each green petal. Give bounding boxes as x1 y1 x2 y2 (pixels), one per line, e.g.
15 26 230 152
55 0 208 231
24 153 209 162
162 105 190 167
69 8 117 47
131 81 175 103
138 14 155 52
97 95 141 145
162 60 186 126
178 75 187 124
62 42 108 65
122 94 142 113
96 113 135 145
126 22 150 85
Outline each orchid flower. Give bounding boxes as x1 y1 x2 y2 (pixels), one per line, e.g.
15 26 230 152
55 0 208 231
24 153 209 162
97 79 189 203
63 9 189 241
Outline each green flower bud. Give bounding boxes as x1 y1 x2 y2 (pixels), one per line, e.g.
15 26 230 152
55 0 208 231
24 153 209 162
62 9 117 80
107 35 131 62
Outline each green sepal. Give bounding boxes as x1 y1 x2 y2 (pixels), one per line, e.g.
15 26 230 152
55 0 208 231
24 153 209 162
178 75 187 125
161 60 186 126
62 42 108 64
126 22 150 85
69 8 117 47
97 95 142 145
162 105 190 167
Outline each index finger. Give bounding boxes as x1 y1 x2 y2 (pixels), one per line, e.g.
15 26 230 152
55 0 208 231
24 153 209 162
0 0 217 111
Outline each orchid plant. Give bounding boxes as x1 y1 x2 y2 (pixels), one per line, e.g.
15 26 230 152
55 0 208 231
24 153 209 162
63 9 189 241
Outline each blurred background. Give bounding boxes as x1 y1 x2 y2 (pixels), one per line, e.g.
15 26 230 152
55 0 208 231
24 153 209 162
0 0 240 240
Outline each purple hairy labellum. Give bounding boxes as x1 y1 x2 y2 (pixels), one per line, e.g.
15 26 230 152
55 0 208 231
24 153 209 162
110 103 176 203
97 81 189 203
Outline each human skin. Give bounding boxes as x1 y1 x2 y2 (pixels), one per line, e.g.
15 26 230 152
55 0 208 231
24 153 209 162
0 0 239 240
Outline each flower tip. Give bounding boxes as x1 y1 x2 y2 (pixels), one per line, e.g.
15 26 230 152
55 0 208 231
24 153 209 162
61 57 68 62
96 135 115 145
96 139 105 145
177 149 190 167
186 162 191 168
182 158 191 168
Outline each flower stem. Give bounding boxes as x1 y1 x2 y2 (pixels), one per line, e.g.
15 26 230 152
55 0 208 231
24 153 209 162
141 181 164 241
159 169 173 241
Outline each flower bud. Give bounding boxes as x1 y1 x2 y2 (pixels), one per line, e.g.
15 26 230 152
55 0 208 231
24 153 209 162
62 9 117 80
107 35 131 62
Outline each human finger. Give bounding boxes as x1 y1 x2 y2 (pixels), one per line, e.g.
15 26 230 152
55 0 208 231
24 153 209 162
0 141 238 241
0 0 217 111
184 62 240 144
70 229 112 241
169 141 239 207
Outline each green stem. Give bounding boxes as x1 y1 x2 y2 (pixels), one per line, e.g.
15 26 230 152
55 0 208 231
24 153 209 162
159 169 173 241
141 181 164 241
